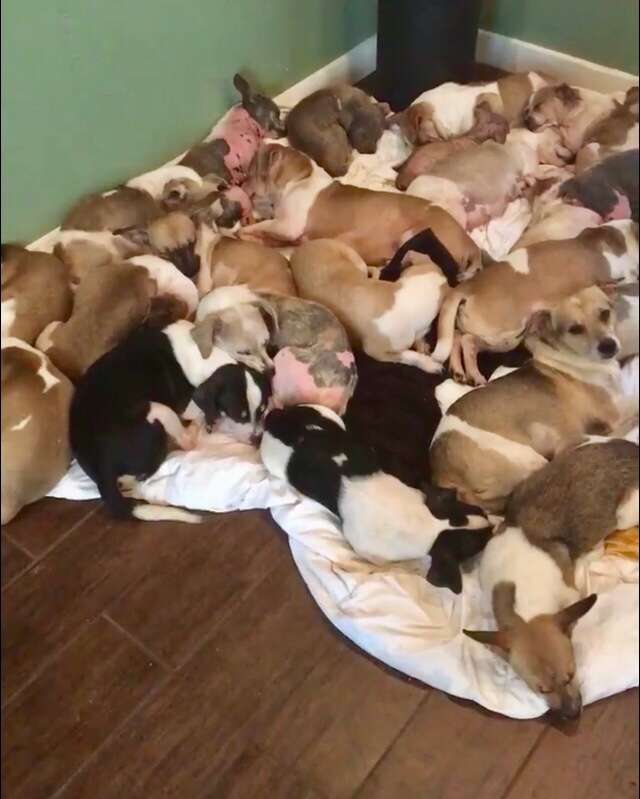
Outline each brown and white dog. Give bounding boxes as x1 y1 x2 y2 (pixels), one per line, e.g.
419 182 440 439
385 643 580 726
291 239 446 372
465 438 638 718
242 143 481 271
394 72 548 144
524 83 622 155
1 245 73 343
432 221 639 385
195 223 296 297
2 339 74 525
430 286 637 512
36 257 194 382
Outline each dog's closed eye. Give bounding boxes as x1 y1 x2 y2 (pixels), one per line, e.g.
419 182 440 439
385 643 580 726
599 309 610 323
568 323 586 335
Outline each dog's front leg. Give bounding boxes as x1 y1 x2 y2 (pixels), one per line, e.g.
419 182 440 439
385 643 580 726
449 334 467 383
146 402 198 451
239 218 299 246
460 334 487 386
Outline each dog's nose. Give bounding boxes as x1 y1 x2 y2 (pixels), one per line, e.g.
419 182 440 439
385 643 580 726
598 337 619 359
558 695 582 721
250 432 262 446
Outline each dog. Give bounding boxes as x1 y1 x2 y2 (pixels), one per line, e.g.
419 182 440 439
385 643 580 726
394 72 548 144
70 319 239 522
261 404 492 592
575 86 639 172
524 83 621 154
560 149 639 223
290 238 447 373
432 221 639 385
242 143 481 270
195 284 278 373
465 438 638 718
406 139 539 230
430 286 637 512
233 73 285 138
195 223 296 297
1 244 72 343
36 258 192 382
394 103 510 190
1 339 74 525
61 186 162 231
286 84 388 176
191 362 272 445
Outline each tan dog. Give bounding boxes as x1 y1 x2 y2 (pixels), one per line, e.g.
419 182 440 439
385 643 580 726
2 339 74 525
575 86 639 173
524 83 620 155
1 245 73 343
195 223 296 297
36 260 189 382
466 438 638 718
430 286 637 512
291 239 447 372
432 221 639 385
61 186 162 231
395 72 548 144
242 143 481 271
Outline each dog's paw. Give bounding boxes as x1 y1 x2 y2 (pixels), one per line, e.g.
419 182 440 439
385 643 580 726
118 474 143 500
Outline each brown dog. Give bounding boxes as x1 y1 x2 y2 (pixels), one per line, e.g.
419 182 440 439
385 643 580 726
242 143 481 271
2 339 74 525
195 224 296 297
1 245 73 343
432 221 639 384
61 186 162 231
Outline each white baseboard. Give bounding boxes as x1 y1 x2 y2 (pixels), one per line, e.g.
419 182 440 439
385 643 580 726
275 35 377 107
476 29 638 93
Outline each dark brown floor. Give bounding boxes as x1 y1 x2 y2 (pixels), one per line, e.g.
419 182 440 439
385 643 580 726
2 498 638 799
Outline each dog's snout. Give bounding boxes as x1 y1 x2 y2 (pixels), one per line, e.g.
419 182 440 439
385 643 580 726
558 694 583 721
597 337 619 359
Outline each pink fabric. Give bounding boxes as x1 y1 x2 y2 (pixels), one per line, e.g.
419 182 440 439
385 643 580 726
209 107 265 185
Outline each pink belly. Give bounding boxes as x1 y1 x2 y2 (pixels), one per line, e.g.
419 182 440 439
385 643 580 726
272 348 353 414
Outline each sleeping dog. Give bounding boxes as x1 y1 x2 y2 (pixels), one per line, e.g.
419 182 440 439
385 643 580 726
70 319 264 522
261 404 492 593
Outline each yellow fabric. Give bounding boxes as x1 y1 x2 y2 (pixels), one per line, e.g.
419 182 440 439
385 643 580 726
605 527 639 560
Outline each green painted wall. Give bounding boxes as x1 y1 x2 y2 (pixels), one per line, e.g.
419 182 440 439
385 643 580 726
1 0 376 242
482 0 639 75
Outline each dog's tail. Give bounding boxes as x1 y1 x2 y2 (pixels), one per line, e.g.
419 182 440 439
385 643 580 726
431 287 467 363
97 467 201 524
379 228 460 285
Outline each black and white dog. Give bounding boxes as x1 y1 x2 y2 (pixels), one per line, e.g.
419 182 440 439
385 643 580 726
261 404 493 592
70 319 271 522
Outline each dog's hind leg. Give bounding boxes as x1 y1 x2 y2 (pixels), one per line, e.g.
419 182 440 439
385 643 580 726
449 335 466 383
146 403 197 451
460 334 486 386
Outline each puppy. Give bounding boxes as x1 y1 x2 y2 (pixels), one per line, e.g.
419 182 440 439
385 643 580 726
524 83 620 154
261 404 492 592
191 362 272 444
430 286 636 512
61 186 162 231
36 259 188 382
432 221 639 384
242 143 481 270
576 86 639 172
291 239 447 372
560 149 639 223
286 85 387 176
1 245 72 343
195 223 296 297
1 339 74 525
70 319 236 521
407 139 539 229
465 438 638 718
195 284 277 372
395 72 548 144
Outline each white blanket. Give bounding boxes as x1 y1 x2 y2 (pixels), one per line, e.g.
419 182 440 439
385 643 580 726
45 93 639 718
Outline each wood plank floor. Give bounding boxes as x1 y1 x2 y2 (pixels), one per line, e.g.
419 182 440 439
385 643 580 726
2 499 637 799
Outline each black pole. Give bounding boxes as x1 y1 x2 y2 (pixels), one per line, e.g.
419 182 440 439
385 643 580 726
376 0 483 111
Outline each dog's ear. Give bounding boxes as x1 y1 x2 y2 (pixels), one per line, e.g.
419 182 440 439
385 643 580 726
597 281 619 301
254 299 279 340
555 83 581 108
192 369 226 423
426 553 462 594
527 309 552 337
114 226 151 248
191 315 223 358
555 594 597 633
463 628 513 653
233 73 252 101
